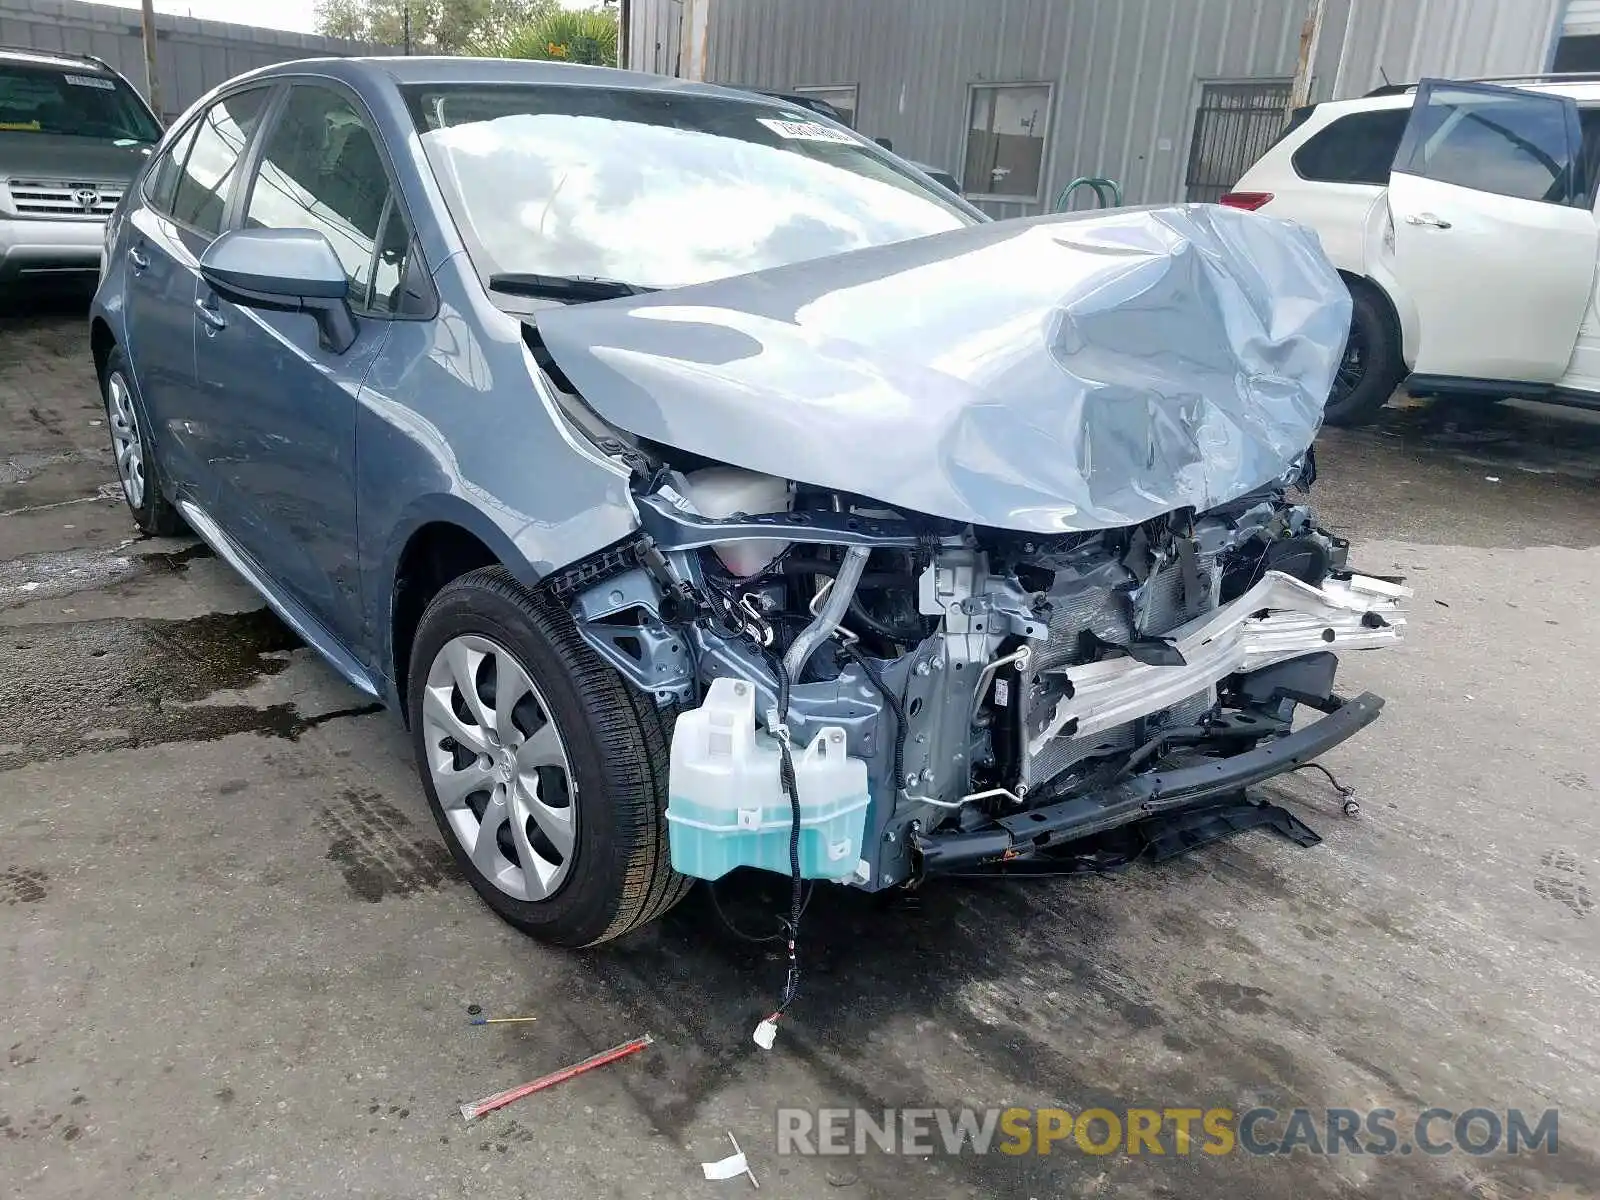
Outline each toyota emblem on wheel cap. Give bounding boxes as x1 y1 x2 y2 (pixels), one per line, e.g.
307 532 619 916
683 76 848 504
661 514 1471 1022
73 186 100 211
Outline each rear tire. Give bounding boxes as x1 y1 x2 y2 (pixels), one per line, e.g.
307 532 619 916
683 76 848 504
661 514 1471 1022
100 345 185 536
407 566 691 947
1323 284 1405 427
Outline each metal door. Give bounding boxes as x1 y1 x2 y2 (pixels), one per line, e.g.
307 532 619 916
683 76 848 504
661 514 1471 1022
1185 80 1294 204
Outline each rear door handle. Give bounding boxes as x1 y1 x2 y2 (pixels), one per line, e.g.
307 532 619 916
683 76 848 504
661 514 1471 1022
195 294 227 331
128 245 150 271
1403 212 1452 229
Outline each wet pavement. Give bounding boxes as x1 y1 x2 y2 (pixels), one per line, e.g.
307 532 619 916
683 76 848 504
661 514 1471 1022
2 297 1598 1199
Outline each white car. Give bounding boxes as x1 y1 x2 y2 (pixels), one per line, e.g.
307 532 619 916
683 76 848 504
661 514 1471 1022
1226 75 1600 425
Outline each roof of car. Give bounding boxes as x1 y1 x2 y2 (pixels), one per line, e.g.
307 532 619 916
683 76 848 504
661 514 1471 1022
249 54 758 102
0 45 114 72
1321 75 1600 116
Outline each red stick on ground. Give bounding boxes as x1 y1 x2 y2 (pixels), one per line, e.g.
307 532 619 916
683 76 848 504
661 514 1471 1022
459 1034 655 1122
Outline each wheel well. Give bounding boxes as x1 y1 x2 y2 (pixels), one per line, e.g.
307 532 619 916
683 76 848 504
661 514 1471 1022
90 318 115 384
1338 271 1402 353
392 523 500 716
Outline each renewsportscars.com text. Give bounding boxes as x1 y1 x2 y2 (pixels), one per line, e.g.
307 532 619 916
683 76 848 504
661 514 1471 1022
775 1106 1559 1158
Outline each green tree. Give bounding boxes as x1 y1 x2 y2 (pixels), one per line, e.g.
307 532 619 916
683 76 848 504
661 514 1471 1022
315 0 558 54
499 6 619 67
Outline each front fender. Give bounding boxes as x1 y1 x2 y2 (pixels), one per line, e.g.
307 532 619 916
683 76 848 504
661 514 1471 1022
379 491 542 598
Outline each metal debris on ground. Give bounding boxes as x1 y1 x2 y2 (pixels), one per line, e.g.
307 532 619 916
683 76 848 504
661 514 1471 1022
459 1034 654 1122
468 1014 539 1025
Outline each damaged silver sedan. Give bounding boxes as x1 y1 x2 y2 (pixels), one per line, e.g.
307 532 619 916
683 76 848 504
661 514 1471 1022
91 59 1405 951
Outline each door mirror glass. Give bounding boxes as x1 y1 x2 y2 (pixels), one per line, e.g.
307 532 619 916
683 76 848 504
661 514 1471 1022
199 228 356 352
1395 80 1585 206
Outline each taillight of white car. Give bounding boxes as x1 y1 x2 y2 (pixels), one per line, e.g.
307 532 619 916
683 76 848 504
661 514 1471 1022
1219 191 1275 211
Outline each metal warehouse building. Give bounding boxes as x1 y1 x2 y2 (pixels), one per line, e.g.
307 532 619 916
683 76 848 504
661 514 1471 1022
0 0 382 121
631 0 1600 217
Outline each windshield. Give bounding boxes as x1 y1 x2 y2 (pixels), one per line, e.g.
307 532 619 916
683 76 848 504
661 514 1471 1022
405 83 980 291
0 62 161 142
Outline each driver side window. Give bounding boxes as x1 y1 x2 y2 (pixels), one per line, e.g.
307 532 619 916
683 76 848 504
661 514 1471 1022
243 84 413 313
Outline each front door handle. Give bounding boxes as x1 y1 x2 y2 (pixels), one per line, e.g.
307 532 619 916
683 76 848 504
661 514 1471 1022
128 245 150 271
1404 212 1452 229
195 294 227 332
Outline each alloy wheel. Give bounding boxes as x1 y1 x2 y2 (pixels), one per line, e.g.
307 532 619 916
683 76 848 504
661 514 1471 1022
422 634 577 901
1333 324 1366 400
106 371 145 510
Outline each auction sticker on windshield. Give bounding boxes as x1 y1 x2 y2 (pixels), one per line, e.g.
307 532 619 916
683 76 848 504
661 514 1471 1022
63 74 115 89
758 117 857 145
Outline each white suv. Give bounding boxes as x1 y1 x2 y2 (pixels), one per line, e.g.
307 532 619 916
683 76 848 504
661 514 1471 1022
1226 76 1600 425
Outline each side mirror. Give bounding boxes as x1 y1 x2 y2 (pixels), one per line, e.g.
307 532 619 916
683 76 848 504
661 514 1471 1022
199 227 358 353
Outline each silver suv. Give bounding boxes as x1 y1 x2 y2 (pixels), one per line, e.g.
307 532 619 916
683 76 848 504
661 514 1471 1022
0 46 161 288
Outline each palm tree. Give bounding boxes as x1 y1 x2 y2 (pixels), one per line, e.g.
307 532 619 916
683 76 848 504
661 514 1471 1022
499 7 618 67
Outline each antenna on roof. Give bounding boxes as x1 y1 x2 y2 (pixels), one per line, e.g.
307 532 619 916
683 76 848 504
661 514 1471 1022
1379 66 1392 86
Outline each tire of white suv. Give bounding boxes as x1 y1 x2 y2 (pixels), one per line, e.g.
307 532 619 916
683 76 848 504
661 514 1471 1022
407 566 692 947
1323 285 1404 427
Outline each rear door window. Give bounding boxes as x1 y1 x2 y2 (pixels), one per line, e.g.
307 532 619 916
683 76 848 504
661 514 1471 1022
1394 81 1584 206
145 119 201 214
1292 109 1409 185
170 87 271 237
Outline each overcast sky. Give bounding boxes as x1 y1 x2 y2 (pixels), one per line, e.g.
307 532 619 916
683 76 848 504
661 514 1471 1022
95 0 321 33
94 0 594 36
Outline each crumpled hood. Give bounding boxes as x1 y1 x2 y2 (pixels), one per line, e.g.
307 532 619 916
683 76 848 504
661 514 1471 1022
535 204 1351 534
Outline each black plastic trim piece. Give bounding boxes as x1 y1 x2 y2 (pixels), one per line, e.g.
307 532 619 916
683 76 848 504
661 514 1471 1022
916 691 1385 871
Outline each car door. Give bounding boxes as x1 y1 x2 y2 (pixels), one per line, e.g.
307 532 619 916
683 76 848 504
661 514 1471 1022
1387 80 1598 384
120 117 202 484
192 81 410 647
122 86 274 500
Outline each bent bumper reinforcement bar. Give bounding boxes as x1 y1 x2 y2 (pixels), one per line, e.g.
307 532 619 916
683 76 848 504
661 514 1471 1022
915 690 1386 872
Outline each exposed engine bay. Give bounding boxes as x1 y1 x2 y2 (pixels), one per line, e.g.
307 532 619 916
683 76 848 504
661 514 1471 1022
524 203 1405 892
552 457 1406 890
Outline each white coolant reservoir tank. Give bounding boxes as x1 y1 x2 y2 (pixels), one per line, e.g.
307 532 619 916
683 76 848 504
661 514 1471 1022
667 678 870 881
682 467 791 577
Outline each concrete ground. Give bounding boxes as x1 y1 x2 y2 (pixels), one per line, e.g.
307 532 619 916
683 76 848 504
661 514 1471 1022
1 293 1597 1200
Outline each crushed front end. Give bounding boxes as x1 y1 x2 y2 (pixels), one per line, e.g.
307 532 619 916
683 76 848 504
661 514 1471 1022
527 204 1402 891
552 460 1405 889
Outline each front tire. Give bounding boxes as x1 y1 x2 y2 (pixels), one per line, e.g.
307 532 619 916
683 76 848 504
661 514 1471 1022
1323 284 1405 427
101 345 184 536
407 566 690 947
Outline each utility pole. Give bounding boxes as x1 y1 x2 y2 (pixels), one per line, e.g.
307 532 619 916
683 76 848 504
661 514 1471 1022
402 0 412 55
677 0 708 81
139 0 162 120
1289 0 1327 111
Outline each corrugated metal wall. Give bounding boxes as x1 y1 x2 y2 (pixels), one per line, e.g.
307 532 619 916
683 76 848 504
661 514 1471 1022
1329 0 1564 96
0 0 388 121
631 0 1561 217
628 0 684 76
693 0 1346 218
